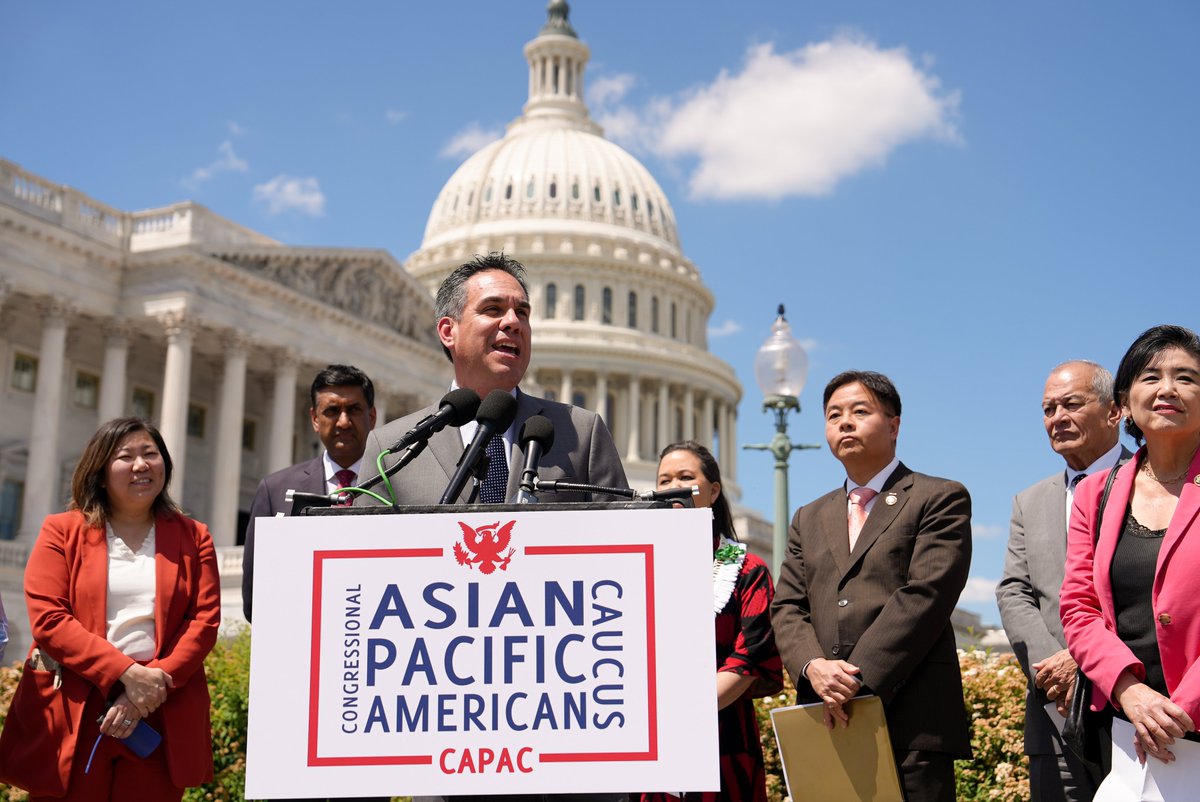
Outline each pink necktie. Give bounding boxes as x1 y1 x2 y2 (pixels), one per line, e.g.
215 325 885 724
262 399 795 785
848 487 878 551
333 469 356 505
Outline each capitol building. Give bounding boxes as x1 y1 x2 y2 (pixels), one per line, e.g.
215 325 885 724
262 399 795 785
0 1 762 657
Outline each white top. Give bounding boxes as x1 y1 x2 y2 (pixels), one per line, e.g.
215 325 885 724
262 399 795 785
454 383 518 452
1064 441 1125 522
106 523 157 661
321 451 365 495
845 456 902 517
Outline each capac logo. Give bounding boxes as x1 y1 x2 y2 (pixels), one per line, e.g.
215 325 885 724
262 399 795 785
453 520 517 574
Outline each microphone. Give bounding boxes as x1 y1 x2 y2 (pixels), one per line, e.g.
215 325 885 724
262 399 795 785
439 390 519 505
385 388 480 453
515 415 555 504
635 485 700 503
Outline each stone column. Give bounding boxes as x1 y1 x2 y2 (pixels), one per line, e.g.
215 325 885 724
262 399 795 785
19 299 70 539
560 371 573 407
626 375 641 462
268 354 299 473
595 373 608 423
717 401 730 471
157 312 196 492
683 387 695 442
209 333 249 547
97 321 132 423
702 395 715 450
657 382 670 451
725 402 738 483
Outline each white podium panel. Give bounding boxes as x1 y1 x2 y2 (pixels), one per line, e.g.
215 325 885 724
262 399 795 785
245 507 719 799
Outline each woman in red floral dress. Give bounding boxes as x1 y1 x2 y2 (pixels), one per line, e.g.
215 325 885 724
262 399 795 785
644 441 783 802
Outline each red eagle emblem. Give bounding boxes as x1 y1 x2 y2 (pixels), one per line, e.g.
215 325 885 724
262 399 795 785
452 520 517 574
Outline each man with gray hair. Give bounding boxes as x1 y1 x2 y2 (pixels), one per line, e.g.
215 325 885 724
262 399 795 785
996 360 1130 801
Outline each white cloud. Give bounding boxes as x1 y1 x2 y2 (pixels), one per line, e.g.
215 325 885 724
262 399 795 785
252 174 326 216
587 73 636 108
187 140 248 185
440 122 503 159
226 121 245 136
960 576 999 604
707 319 743 338
384 108 408 125
604 36 961 200
972 523 1007 540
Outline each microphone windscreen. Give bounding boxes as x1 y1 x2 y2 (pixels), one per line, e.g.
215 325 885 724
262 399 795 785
441 388 481 425
477 390 519 431
519 414 555 451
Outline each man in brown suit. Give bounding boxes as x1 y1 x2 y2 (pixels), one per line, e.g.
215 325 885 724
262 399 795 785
771 370 972 802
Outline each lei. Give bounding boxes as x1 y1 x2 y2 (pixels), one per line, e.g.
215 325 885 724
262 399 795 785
712 535 746 616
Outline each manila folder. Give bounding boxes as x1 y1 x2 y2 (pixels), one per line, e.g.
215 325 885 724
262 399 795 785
769 695 902 802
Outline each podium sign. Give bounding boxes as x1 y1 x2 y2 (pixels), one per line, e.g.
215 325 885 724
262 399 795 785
245 507 719 799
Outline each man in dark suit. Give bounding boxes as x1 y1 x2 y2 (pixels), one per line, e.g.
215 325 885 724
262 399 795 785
242 364 376 623
357 252 626 508
996 360 1129 801
771 370 972 802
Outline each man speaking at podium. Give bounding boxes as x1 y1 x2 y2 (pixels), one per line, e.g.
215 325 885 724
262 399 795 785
357 252 626 508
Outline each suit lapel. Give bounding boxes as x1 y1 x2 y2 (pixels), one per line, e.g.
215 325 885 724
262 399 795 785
821 488 853 577
429 426 467 499
1094 457 1138 627
302 457 325 494
154 515 181 652
78 523 110 636
849 464 914 564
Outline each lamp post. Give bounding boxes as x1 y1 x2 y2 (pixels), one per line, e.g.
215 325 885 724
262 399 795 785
743 305 819 576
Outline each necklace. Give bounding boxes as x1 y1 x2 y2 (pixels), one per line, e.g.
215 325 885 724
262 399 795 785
1140 461 1189 484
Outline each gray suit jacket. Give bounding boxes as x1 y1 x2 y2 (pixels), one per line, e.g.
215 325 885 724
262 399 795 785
771 463 973 757
241 456 326 623
996 446 1133 754
355 390 627 506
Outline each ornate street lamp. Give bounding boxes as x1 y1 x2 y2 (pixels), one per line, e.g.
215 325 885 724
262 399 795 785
744 305 819 576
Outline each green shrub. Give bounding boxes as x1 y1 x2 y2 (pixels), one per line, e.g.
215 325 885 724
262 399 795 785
3 640 1027 802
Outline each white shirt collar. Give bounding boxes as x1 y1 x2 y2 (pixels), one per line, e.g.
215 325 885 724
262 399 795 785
1065 441 1124 487
453 382 520 447
846 456 901 495
322 451 364 487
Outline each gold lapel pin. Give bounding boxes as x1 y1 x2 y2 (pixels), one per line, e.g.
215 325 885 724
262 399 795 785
1193 475 1200 486
884 493 898 506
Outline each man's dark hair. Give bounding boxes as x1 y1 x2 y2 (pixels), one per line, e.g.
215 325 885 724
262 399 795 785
822 370 902 417
310 364 375 409
434 253 530 361
1114 324 1200 444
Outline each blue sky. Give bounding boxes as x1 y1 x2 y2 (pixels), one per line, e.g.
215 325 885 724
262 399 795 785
3 1 1198 625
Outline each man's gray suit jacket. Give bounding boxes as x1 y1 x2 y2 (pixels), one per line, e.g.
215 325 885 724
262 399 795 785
996 446 1133 755
355 390 628 506
241 456 326 622
771 463 973 757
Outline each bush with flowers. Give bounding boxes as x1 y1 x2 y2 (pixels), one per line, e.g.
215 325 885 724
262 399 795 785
754 649 1029 802
1 638 1028 802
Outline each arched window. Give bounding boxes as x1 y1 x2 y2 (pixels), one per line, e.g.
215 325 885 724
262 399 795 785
545 283 557 319
571 391 587 409
601 287 612 325
670 302 677 338
574 284 585 321
572 180 580 200
613 188 621 207
631 193 639 212
526 179 535 198
467 190 474 206
549 181 557 199
484 184 493 203
627 291 638 328
504 182 513 200
593 184 601 203
651 297 660 333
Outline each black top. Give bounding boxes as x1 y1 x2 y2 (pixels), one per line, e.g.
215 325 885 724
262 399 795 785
1111 508 1168 696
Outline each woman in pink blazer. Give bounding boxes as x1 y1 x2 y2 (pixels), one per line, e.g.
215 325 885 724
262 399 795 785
1061 324 1200 765
0 417 221 800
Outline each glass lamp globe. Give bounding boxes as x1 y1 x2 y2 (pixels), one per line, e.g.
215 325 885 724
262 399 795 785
753 305 809 399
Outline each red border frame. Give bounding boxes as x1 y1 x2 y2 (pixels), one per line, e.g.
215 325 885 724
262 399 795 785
306 543 658 768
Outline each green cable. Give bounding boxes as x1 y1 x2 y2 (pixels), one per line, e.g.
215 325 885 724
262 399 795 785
377 450 397 504
340 485 393 506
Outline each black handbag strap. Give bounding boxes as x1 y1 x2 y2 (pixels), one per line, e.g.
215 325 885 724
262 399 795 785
1092 465 1120 546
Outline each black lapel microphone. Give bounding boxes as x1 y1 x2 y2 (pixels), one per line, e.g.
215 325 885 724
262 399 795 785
439 390 519 504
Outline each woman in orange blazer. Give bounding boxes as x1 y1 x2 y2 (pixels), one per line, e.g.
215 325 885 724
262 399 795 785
1061 325 1200 766
0 417 220 800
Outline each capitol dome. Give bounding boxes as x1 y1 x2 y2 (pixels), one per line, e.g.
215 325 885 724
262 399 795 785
406 0 752 524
